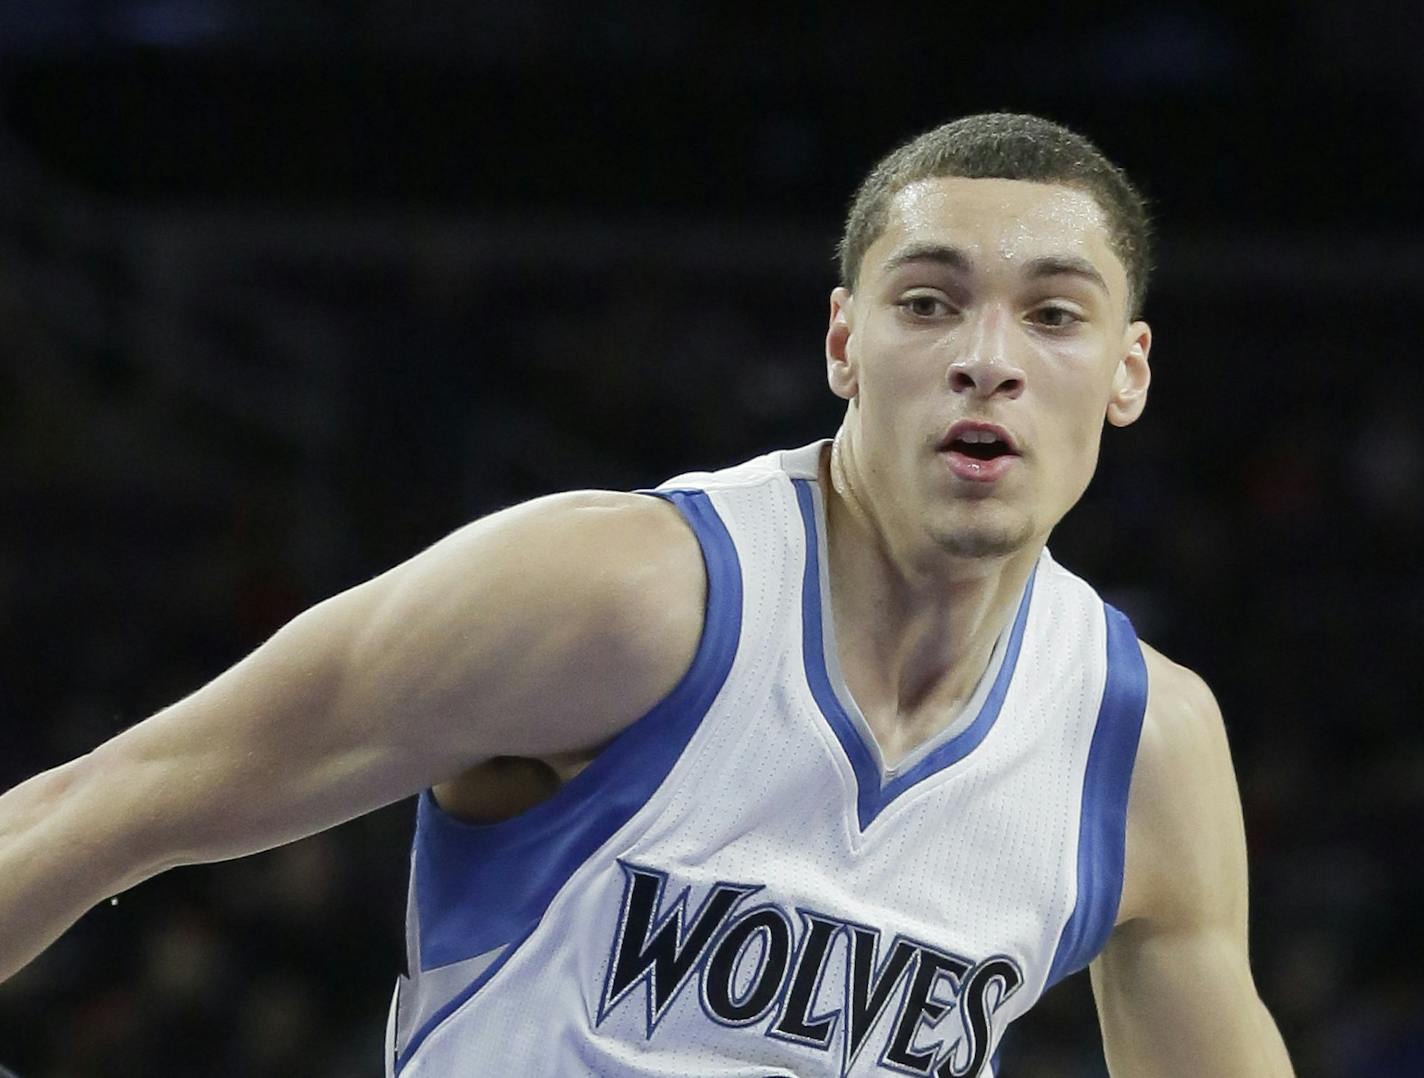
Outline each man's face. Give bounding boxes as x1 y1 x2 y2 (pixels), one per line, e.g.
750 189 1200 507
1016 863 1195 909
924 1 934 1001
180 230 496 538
825 175 1151 561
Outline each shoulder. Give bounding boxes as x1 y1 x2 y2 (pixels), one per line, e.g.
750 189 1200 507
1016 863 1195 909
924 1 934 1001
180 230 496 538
1116 641 1248 929
416 488 705 615
459 489 708 672
1137 643 1229 782
350 489 709 759
473 487 701 553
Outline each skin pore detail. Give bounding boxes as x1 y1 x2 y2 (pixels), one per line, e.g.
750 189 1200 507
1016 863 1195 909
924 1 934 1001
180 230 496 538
820 174 1151 760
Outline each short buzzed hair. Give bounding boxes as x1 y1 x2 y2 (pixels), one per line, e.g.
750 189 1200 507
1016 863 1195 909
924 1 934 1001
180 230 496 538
838 113 1153 317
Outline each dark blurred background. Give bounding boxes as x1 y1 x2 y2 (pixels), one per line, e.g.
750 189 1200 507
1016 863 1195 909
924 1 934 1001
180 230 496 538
1 2 1421 1076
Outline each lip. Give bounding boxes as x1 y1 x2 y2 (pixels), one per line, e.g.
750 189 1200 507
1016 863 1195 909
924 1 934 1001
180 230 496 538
939 420 1021 455
941 450 1019 483
937 420 1022 484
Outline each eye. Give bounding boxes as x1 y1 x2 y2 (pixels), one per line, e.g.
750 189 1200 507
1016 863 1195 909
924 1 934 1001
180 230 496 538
896 293 952 319
1030 304 1083 328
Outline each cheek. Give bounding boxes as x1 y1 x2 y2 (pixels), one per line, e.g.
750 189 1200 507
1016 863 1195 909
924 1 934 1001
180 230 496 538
857 336 942 407
1036 380 1109 474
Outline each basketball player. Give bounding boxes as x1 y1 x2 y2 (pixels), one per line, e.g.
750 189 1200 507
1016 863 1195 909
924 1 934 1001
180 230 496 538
0 114 1293 1075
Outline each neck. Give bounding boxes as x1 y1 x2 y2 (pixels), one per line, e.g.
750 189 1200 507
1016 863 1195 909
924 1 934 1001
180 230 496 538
820 436 1041 764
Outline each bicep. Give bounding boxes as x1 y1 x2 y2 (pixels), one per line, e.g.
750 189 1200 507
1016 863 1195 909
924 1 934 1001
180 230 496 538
1091 918 1285 1075
1092 650 1293 1076
60 491 703 884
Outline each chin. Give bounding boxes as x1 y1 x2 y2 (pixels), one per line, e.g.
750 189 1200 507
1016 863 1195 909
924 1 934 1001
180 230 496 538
930 513 1037 560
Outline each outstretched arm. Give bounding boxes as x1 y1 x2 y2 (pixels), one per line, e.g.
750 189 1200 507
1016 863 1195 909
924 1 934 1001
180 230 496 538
1091 647 1293 1077
0 491 703 983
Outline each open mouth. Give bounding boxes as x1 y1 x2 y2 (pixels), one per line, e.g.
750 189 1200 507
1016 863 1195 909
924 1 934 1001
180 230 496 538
948 431 1015 461
940 422 1021 481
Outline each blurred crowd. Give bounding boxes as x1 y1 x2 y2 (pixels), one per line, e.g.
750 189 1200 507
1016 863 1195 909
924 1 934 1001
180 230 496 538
2 5 1424 1074
2 152 1421 1076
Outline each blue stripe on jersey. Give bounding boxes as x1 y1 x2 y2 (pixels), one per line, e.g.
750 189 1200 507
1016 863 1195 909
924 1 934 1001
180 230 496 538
396 489 742 1069
1043 602 1149 989
793 479 1036 831
395 920 542 1074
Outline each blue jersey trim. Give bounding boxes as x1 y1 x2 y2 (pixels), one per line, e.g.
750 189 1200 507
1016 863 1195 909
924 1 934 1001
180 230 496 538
1043 602 1148 989
395 488 743 1070
394 920 540 1074
793 479 1035 831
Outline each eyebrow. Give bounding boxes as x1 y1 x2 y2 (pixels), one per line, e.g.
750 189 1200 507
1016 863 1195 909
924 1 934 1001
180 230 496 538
881 243 972 275
881 243 1109 296
1023 255 1109 295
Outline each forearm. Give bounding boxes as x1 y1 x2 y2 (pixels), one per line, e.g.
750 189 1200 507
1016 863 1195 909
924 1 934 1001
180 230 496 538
0 754 159 984
0 588 421 987
0 625 382 987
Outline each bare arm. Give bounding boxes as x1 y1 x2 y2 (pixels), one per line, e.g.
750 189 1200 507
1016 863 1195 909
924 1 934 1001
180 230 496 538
0 491 704 983
1091 646 1293 1077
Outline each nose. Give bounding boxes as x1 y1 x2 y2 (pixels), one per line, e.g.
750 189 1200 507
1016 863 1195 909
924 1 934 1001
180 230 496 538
948 310 1025 400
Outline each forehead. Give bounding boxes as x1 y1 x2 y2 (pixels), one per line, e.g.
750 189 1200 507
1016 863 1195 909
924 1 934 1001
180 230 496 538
871 175 1125 297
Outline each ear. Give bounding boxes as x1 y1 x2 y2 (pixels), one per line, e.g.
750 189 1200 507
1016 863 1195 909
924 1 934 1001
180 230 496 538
826 286 858 401
1106 320 1151 427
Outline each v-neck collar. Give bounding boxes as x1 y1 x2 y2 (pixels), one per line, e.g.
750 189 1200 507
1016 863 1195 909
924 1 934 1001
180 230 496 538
791 475 1038 832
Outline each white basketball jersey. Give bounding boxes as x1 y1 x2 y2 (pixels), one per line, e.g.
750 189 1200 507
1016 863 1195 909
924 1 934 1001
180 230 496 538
386 441 1148 1077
